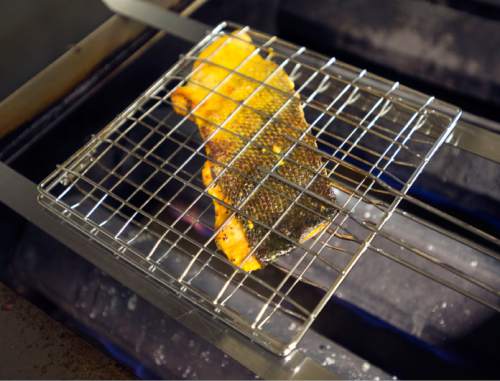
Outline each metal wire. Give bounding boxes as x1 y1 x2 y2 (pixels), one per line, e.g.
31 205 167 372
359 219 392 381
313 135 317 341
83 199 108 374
39 22 499 356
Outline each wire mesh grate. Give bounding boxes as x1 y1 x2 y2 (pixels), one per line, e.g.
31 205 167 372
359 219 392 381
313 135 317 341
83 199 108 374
39 22 499 355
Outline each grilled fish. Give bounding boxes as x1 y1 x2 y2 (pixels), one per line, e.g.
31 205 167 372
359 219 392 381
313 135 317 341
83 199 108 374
171 31 337 271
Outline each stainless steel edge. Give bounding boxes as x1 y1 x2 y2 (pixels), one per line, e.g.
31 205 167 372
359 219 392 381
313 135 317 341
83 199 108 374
0 162 337 380
102 0 209 43
450 112 500 163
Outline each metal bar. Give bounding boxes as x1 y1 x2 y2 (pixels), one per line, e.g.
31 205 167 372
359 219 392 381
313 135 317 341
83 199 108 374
0 15 149 139
102 0 208 43
253 90 435 331
321 222 500 310
250 81 402 329
307 110 462 322
0 162 337 380
371 246 500 312
103 0 500 171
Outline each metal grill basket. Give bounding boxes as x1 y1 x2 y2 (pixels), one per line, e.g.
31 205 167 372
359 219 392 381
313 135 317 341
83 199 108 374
38 22 498 356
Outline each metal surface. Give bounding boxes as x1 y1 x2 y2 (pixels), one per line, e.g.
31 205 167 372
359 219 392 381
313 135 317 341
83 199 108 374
103 0 208 44
35 22 498 357
448 113 500 163
103 0 500 165
0 162 339 380
0 15 148 138
1 6 497 377
0 0 208 162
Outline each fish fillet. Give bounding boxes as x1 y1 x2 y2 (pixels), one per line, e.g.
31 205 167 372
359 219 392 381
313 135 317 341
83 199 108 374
171 31 337 271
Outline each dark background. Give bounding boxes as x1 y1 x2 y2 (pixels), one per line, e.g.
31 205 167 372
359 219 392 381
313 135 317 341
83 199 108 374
2 0 500 121
1 0 499 379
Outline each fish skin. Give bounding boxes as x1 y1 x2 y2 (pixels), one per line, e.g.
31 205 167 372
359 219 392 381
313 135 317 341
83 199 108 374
171 30 337 271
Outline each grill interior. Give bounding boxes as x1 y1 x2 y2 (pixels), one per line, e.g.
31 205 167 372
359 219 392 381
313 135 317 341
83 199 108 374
38 22 498 355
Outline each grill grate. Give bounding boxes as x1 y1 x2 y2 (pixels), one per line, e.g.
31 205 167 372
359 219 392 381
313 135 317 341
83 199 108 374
39 22 498 355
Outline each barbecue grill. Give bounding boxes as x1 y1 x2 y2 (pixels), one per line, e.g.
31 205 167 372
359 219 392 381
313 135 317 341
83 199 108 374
1 0 499 379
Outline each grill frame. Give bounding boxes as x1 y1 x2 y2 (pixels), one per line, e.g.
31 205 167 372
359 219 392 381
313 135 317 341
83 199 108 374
36 21 483 355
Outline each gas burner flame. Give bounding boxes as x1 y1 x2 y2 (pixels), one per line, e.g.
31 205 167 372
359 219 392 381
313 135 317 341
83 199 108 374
170 202 213 237
75 323 159 379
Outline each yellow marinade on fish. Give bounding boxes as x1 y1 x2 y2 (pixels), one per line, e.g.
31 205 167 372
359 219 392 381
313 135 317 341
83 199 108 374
171 30 337 271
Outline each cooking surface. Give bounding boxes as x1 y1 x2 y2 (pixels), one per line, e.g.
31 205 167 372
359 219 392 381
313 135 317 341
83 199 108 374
38 20 469 355
33 22 498 376
1 0 499 379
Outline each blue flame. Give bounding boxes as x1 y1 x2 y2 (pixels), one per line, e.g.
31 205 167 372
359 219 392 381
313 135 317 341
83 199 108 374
333 296 463 366
333 149 500 232
74 323 159 379
409 185 500 231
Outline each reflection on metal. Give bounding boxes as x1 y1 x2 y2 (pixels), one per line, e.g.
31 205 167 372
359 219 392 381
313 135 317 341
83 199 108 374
103 2 500 165
0 162 339 380
1 2 499 376
37 23 499 357
102 0 208 44
449 113 500 163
